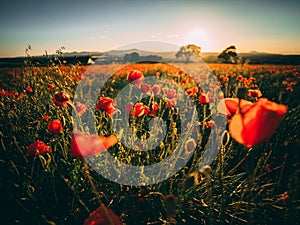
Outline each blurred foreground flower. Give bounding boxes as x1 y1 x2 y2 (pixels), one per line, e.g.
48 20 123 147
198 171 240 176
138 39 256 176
229 98 287 147
217 98 253 117
71 131 118 158
53 91 70 107
27 140 51 157
84 204 122 225
47 119 63 134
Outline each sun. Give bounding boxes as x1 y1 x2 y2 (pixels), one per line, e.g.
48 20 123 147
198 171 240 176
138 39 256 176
182 28 212 52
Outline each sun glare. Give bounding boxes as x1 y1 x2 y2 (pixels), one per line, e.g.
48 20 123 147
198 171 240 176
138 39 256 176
182 28 212 52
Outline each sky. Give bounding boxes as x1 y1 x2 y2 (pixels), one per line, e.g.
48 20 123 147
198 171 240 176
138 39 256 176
0 0 299 57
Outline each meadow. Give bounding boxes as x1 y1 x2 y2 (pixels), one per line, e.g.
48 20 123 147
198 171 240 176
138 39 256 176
0 55 299 225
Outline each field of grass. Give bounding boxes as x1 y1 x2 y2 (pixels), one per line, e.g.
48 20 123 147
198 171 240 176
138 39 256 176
0 58 299 225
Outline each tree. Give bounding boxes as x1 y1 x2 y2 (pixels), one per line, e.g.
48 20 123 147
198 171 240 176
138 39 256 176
218 46 238 63
176 44 201 62
124 52 140 62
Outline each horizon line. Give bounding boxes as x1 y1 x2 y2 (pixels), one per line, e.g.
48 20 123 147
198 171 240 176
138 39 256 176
1 50 300 58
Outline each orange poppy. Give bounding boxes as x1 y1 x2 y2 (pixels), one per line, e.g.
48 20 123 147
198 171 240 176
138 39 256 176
71 131 118 158
229 98 287 147
84 204 122 225
217 98 253 117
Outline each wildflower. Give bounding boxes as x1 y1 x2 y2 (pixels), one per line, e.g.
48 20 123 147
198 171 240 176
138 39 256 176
229 98 287 147
43 115 51 121
205 120 214 128
166 89 177 99
216 81 222 86
141 83 151 94
47 84 55 90
199 92 209 104
223 76 229 82
47 119 63 134
167 99 177 108
217 98 253 117
53 91 70 107
26 140 51 157
84 205 122 225
248 89 262 98
71 131 118 158
181 78 187 83
236 75 243 81
127 70 144 86
75 102 87 116
151 84 161 94
178 69 184 75
130 103 150 117
186 86 198 96
149 102 159 117
96 97 117 116
26 86 33 92
17 93 26 99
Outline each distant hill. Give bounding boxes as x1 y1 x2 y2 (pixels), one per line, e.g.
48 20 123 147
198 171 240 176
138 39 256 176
0 50 299 67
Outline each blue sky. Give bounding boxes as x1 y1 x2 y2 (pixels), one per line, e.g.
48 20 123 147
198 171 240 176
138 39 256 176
0 0 299 57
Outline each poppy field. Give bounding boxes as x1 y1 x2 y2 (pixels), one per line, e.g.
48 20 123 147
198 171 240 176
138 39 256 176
0 57 299 225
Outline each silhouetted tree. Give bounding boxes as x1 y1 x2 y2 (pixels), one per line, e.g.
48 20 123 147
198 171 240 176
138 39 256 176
124 52 140 62
218 46 238 63
176 44 201 62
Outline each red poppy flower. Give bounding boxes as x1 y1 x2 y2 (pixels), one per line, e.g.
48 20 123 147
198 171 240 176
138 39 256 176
141 83 151 94
248 89 262 98
217 98 253 117
26 86 33 92
127 70 144 86
27 140 51 157
205 120 215 128
130 103 150 117
149 102 159 116
96 97 117 116
166 89 177 99
47 84 55 90
178 69 184 75
186 86 198 96
151 84 161 94
84 204 122 225
236 75 243 81
75 102 87 116
167 99 177 108
47 119 63 134
71 131 118 158
53 91 70 107
181 78 187 83
43 115 51 121
229 98 287 147
199 92 209 104
17 93 26 99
